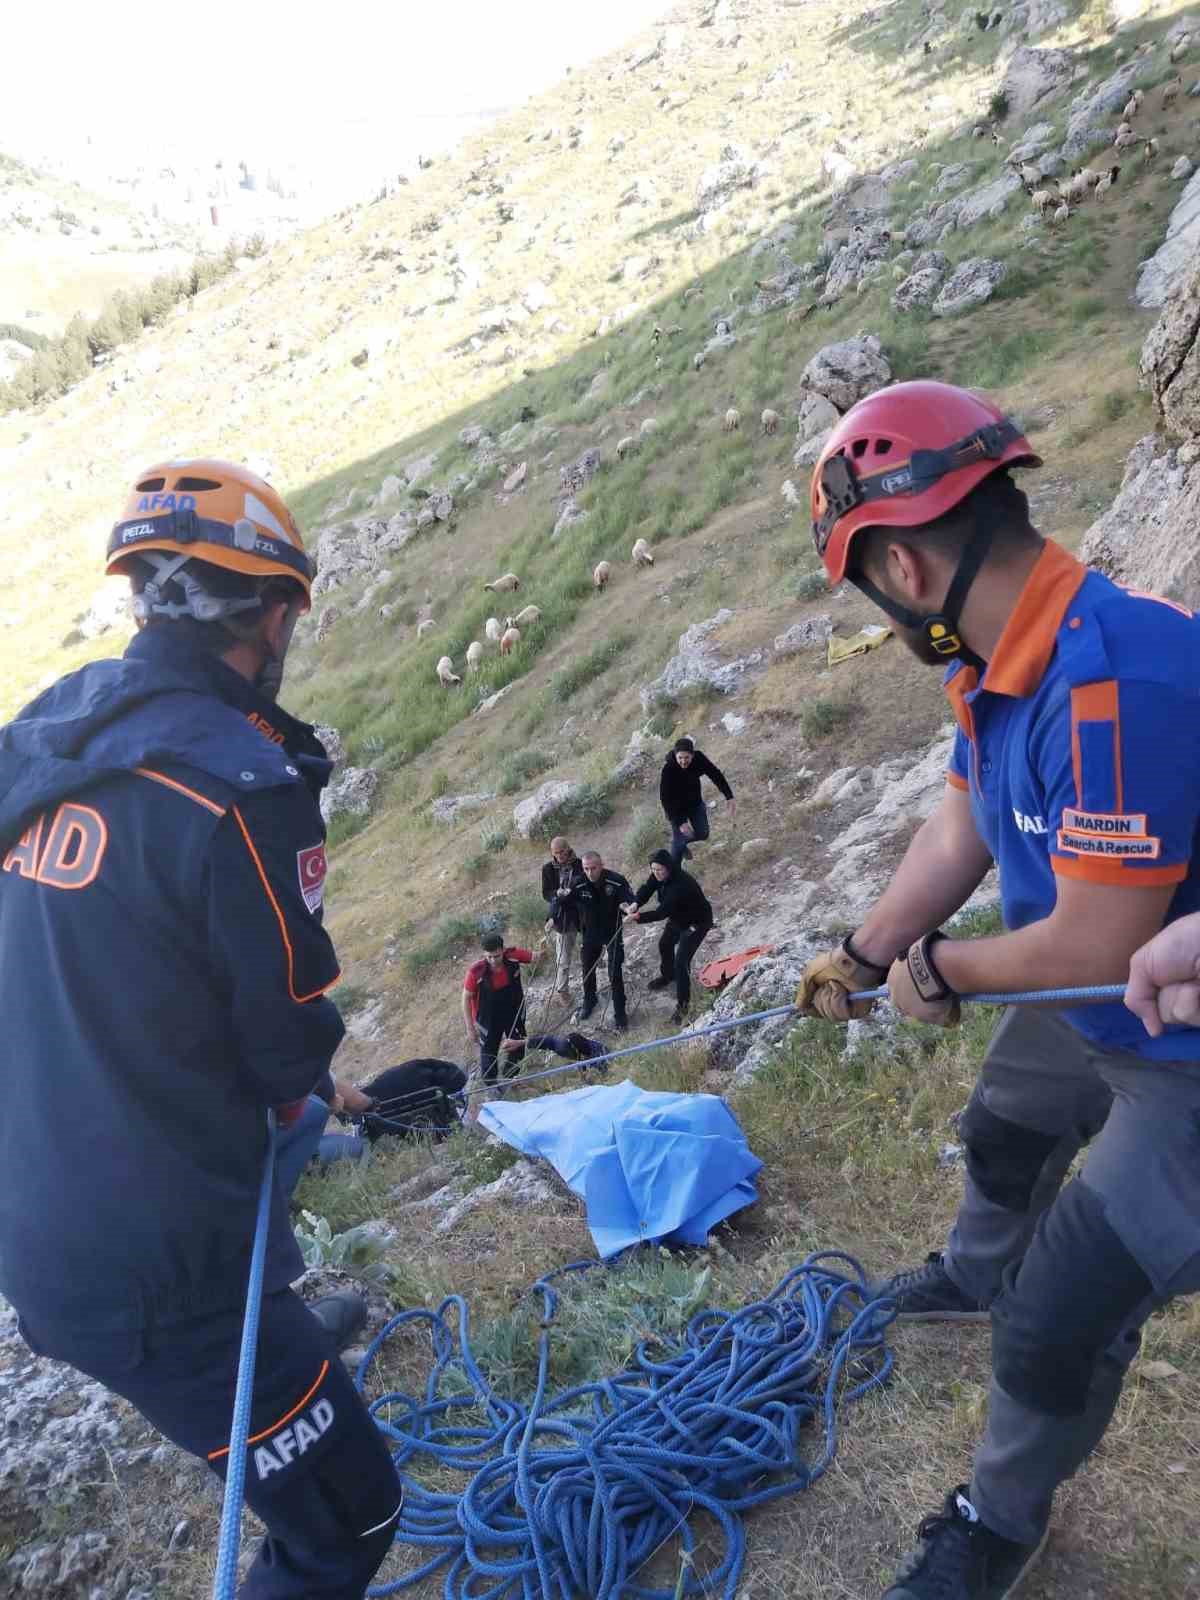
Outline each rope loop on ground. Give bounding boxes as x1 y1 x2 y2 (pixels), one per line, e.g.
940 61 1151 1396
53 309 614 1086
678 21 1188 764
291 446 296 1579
359 1250 896 1598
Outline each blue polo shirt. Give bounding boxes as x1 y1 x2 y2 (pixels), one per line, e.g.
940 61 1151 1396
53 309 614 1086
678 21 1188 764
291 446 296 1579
946 539 1200 1061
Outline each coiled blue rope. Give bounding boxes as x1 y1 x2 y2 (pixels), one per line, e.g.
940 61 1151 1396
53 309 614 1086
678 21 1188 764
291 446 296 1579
359 1251 896 1598
211 1110 277 1600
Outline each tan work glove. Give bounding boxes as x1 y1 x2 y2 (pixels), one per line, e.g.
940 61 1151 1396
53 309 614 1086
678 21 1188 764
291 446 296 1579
888 932 961 1027
795 937 889 1021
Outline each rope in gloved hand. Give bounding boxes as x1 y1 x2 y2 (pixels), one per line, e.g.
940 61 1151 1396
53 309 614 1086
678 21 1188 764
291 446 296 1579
362 980 1129 1122
359 1251 896 1599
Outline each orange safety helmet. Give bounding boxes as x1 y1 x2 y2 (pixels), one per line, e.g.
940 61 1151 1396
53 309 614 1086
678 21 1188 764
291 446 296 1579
811 381 1041 586
105 459 314 615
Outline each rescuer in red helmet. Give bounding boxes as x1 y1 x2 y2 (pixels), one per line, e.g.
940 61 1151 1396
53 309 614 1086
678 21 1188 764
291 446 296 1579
796 382 1200 1598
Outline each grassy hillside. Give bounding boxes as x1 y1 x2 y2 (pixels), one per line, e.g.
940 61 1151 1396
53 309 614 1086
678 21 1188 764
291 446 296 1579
4 0 1200 1594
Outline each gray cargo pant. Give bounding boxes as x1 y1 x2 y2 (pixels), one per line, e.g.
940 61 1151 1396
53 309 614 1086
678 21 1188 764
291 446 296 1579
942 1007 1200 1546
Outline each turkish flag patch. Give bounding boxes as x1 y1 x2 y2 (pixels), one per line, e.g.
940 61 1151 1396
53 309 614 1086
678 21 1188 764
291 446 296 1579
297 843 328 914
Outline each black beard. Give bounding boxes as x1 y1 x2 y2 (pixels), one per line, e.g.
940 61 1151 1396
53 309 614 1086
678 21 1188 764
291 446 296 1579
894 621 950 667
254 655 286 701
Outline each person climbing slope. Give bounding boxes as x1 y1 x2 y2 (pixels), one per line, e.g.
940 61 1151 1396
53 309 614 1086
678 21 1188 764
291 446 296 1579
659 736 735 866
625 849 714 1024
0 461 402 1598
795 381 1200 1600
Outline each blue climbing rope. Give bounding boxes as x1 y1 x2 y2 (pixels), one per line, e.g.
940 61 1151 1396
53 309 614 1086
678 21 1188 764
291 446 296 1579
214 978 1128 1591
359 1251 896 1599
212 1110 278 1600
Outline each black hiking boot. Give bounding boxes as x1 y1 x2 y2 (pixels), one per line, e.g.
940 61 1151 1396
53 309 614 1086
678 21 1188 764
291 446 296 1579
669 1005 690 1026
647 975 673 992
877 1252 990 1323
577 1000 597 1022
308 1291 368 1353
883 1486 1047 1599
613 1016 629 1033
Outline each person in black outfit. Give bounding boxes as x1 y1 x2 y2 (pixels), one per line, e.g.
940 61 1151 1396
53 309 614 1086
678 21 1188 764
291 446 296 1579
461 934 537 1084
625 848 714 1023
570 850 636 1030
540 836 587 1001
356 1059 467 1141
659 736 736 866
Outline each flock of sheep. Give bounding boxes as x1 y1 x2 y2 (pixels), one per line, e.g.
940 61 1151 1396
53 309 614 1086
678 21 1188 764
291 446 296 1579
431 541 658 686
1021 71 1186 223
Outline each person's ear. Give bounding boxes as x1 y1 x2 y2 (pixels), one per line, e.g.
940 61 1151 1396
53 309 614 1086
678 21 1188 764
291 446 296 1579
884 540 936 604
260 596 295 658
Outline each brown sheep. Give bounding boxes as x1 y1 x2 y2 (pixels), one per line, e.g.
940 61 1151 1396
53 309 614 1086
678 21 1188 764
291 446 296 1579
593 560 612 590
499 625 521 655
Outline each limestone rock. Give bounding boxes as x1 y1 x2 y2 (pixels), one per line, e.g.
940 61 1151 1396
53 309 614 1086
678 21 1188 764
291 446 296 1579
513 781 582 840
315 604 341 642
436 1161 562 1232
705 944 822 1084
821 228 892 302
612 729 667 788
1008 122 1056 163
935 162 979 194
314 723 346 765
774 616 833 653
1172 156 1195 181
1140 259 1200 435
431 792 497 824
956 171 1024 229
799 335 891 412
696 142 759 212
1066 60 1142 136
321 766 379 825
639 609 757 711
559 447 602 497
932 257 1006 316
1001 46 1075 119
1080 436 1200 607
474 684 514 716
1059 125 1111 163
404 451 438 487
552 498 589 540
1000 0 1068 34
502 462 528 493
1136 168 1200 309
893 266 945 311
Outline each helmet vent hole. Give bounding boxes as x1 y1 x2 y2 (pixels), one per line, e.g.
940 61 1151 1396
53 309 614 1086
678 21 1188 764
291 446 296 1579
175 476 222 492
136 477 166 492
875 439 893 455
850 438 870 459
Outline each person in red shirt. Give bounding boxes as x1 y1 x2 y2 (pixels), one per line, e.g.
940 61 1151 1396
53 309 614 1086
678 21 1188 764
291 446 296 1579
461 933 536 1087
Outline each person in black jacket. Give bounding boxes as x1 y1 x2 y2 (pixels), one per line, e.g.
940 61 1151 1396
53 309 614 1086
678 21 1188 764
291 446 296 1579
570 850 636 1030
625 848 715 1022
540 835 587 1001
659 737 736 866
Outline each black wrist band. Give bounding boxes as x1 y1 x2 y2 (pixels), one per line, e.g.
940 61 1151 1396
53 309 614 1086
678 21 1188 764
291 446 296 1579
907 930 956 1001
843 932 890 976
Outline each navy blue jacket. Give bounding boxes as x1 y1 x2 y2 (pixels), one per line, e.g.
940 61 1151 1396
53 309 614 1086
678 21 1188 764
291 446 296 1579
0 627 344 1335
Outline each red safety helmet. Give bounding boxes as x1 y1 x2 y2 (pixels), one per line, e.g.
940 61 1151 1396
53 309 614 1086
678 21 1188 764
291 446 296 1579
811 381 1041 585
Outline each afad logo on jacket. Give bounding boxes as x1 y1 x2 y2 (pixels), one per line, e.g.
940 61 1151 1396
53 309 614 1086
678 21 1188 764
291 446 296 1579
297 843 327 913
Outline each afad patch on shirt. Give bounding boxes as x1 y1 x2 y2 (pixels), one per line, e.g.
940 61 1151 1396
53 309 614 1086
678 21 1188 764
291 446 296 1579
1057 808 1161 861
297 842 328 912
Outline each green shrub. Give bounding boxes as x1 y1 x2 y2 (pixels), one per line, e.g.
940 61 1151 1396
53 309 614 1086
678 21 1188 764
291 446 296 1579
626 806 665 859
334 982 371 1017
498 748 555 795
403 911 491 975
800 696 859 739
794 569 828 601
0 322 48 351
293 1211 392 1284
429 768 451 798
326 810 370 849
538 780 615 839
645 705 678 739
1096 390 1131 425
464 850 492 883
988 89 1010 121
552 630 636 702
480 823 511 853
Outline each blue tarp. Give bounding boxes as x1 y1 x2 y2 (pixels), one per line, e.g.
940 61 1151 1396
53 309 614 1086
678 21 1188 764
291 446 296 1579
478 1081 762 1257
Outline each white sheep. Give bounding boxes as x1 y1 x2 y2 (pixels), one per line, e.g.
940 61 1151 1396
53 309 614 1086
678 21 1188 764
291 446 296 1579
1051 198 1071 226
616 435 640 460
593 560 612 590
631 537 654 567
484 616 503 642
417 618 436 639
723 407 741 432
1114 125 1139 150
1094 163 1120 198
1018 162 1042 189
1121 91 1141 119
1162 75 1182 106
693 351 706 372
639 417 659 436
466 641 484 672
508 605 542 628
1169 35 1190 63
1029 187 1057 216
436 655 461 687
499 625 521 655
761 408 780 436
484 572 520 593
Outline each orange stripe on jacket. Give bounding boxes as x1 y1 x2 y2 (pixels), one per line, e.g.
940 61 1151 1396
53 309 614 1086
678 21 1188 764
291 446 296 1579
231 806 341 1004
1052 856 1186 889
1069 681 1122 812
208 1360 329 1461
135 767 227 816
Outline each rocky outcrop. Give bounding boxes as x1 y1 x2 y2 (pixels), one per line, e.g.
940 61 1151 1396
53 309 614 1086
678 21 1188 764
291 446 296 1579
696 142 761 213
932 258 1006 317
893 265 945 312
773 616 833 654
799 335 891 413
1081 261 1200 604
611 729 667 788
559 447 602 497
639 610 760 710
513 780 582 840
1001 46 1075 119
1136 168 1200 309
321 765 379 825
956 172 1024 230
431 792 496 824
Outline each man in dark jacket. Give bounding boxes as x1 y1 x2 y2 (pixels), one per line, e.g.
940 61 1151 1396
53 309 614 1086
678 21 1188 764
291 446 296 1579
462 933 537 1084
540 835 587 1001
625 848 715 1022
570 849 636 1030
0 461 402 1599
659 736 736 865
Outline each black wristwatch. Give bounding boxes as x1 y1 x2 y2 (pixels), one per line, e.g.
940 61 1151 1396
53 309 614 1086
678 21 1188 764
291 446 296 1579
905 931 956 1002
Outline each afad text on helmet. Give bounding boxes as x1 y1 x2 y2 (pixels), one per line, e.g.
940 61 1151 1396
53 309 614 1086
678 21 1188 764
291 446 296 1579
136 492 198 514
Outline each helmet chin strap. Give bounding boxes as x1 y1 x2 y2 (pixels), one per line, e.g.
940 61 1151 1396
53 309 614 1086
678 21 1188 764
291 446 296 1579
849 506 996 673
